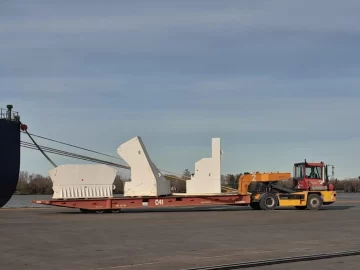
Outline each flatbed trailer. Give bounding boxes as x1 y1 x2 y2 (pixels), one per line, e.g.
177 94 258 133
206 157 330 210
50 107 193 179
32 189 337 213
32 193 251 213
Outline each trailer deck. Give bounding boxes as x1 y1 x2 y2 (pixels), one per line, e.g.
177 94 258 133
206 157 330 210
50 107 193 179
32 193 251 213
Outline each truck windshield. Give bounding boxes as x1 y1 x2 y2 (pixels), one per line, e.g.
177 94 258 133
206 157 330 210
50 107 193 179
305 166 322 179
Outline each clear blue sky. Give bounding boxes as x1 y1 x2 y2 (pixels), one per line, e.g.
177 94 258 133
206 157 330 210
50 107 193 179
1 1 360 179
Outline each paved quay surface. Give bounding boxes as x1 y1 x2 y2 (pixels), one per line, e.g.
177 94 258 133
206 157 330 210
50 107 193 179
1 194 360 270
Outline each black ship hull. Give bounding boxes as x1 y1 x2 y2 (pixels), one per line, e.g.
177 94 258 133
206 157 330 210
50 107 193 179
0 118 20 207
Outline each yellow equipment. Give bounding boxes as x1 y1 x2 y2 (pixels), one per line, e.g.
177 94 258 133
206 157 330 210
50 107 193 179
237 167 337 210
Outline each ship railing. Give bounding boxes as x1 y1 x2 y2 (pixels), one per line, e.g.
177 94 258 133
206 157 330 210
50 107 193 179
0 108 20 122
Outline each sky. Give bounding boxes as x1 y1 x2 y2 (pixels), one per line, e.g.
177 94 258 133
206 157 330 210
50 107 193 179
1 0 360 179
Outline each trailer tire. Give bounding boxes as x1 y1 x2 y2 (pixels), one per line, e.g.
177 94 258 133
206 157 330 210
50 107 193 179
259 193 278 210
80 209 120 214
92 209 105 213
306 194 323 210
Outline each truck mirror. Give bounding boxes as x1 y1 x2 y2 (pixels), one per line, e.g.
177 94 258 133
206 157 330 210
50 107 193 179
327 165 335 178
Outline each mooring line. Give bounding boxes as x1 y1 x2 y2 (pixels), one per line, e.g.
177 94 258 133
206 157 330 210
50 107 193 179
183 249 360 269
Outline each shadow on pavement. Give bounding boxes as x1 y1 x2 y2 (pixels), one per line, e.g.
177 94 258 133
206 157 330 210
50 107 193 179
320 205 355 211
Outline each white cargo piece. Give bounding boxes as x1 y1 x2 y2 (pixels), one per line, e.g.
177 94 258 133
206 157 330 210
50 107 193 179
186 138 222 194
117 136 171 197
50 164 117 199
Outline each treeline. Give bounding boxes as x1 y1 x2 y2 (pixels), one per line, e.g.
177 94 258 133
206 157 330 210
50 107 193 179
221 173 360 192
16 171 53 195
15 169 192 195
221 173 243 189
14 170 360 195
332 178 360 192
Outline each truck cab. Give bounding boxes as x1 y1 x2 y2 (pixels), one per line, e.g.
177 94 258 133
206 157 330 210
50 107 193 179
293 160 334 191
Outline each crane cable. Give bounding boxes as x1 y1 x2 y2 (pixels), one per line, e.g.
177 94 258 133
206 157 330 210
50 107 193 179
21 131 122 161
20 122 57 168
20 141 130 169
20 131 186 179
20 131 236 190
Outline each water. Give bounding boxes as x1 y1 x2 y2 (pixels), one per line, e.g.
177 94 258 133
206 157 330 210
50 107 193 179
1 192 359 209
2 195 53 208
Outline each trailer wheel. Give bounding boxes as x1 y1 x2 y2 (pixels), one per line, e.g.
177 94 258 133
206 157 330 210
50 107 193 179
97 209 113 213
249 202 261 210
80 208 119 213
80 209 108 214
306 194 323 210
259 193 278 210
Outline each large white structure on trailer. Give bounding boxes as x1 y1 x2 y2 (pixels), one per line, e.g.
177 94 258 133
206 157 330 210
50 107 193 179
117 136 171 197
185 138 222 194
50 164 117 199
49 136 222 199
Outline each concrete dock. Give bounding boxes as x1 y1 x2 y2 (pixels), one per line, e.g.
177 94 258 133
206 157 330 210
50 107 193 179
1 194 360 270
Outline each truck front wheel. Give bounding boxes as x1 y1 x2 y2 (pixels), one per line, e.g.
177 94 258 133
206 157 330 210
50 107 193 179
306 194 323 210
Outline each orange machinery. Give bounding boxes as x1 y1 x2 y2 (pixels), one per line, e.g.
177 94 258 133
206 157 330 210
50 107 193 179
238 172 291 195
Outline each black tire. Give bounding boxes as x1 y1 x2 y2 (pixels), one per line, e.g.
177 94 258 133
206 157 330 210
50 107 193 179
80 209 107 214
306 194 323 210
249 202 261 210
259 193 278 210
88 209 105 214
98 209 113 214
